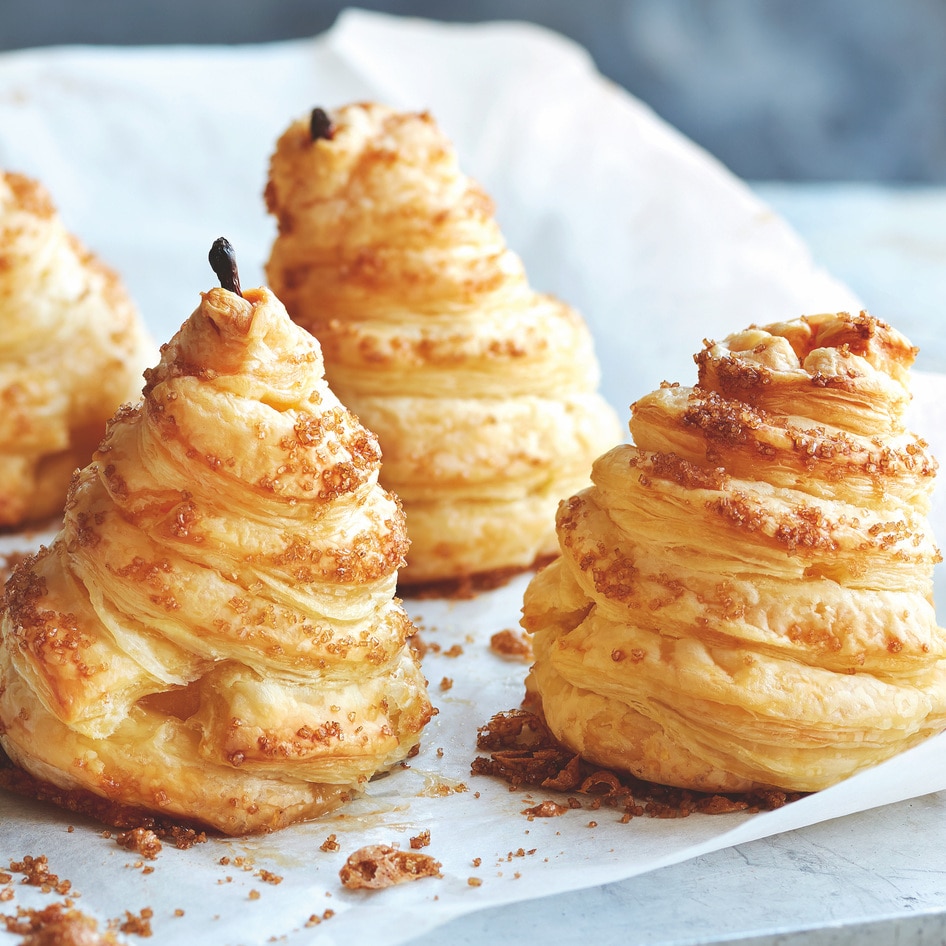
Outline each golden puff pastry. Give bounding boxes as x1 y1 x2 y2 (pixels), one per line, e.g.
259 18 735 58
0 170 153 528
264 103 621 587
524 311 946 794
0 262 433 834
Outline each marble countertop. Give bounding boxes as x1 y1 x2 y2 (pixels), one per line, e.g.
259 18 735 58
407 182 946 946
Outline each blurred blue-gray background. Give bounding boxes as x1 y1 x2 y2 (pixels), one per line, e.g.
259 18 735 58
1 0 942 183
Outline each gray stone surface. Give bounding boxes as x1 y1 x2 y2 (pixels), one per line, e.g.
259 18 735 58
407 785 946 945
0 1 943 182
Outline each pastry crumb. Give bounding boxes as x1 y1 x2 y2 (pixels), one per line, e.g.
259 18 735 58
489 629 532 661
522 801 569 819
117 908 153 937
1 902 117 944
320 834 340 853
116 828 162 860
473 709 802 817
409 830 431 850
339 844 441 890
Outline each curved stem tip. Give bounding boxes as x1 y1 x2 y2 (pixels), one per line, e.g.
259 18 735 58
209 237 242 297
310 107 335 142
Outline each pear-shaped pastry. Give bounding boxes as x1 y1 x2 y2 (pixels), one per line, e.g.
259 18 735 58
523 311 946 793
0 241 433 834
0 170 153 528
264 103 622 588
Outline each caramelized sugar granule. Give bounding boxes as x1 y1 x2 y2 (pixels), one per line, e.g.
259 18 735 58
489 629 532 661
320 834 341 853
522 801 569 820
157 826 207 850
2 902 119 944
410 634 437 659
115 828 162 860
409 830 431 850
117 908 152 937
425 780 468 797
473 710 802 818
7 856 68 894
504 848 533 861
0 552 29 585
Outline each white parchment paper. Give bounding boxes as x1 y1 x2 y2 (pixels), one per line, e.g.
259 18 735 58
1 10 944 946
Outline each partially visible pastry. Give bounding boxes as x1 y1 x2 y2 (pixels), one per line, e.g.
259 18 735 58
0 171 152 528
0 243 433 834
524 312 946 793
265 103 621 588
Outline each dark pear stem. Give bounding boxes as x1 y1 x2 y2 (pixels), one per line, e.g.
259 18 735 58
309 107 335 142
209 237 242 297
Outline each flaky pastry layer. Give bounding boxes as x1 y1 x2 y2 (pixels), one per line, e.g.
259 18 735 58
524 312 946 793
0 286 433 833
0 171 153 528
265 103 621 585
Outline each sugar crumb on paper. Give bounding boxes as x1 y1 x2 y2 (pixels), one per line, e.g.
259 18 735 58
2 854 157 944
489 628 532 661
116 828 162 860
473 710 802 819
2 902 119 945
409 829 431 849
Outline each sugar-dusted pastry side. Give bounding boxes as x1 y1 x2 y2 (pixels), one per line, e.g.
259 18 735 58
0 171 153 528
0 243 433 834
523 312 946 793
264 104 622 588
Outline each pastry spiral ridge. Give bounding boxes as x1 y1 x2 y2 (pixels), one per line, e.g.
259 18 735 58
524 312 946 793
265 103 622 585
0 171 153 527
0 285 433 833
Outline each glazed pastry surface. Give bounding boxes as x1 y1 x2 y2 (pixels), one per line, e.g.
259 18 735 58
524 312 946 793
0 284 433 834
265 103 621 586
0 171 153 528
